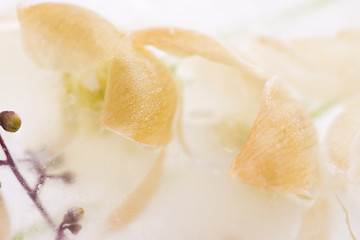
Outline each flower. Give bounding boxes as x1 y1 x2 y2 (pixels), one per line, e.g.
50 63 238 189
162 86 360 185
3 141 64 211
17 2 265 146
0 1 359 240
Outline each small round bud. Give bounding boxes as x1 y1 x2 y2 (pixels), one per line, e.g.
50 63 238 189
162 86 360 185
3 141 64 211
61 172 75 184
0 111 21 132
67 223 82 235
63 207 84 224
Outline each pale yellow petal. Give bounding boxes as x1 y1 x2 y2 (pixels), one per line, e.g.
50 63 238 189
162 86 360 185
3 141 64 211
247 34 360 110
17 3 122 72
327 96 360 171
228 79 319 194
106 149 164 232
0 195 10 239
99 40 177 146
131 28 239 66
292 33 360 102
294 198 330 240
348 132 360 182
292 31 360 80
130 28 268 83
338 29 360 39
58 133 161 240
105 153 305 239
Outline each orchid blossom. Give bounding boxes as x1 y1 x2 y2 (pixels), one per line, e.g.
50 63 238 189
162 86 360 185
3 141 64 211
0 2 359 240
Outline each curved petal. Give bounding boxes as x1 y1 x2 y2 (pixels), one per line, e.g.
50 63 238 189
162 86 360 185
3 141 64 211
17 3 122 72
99 40 177 146
294 197 330 240
130 28 268 83
106 149 164 232
246 34 360 112
0 195 10 239
292 32 360 101
348 131 360 182
292 30 360 81
131 28 239 66
105 154 305 240
228 79 319 195
327 96 360 171
59 133 161 240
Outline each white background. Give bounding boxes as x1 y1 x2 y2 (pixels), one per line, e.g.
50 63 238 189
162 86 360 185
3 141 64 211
1 0 360 37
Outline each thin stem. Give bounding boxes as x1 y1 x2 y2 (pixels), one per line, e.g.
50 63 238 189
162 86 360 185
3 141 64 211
33 175 46 195
55 221 66 240
45 175 63 179
30 156 46 175
0 133 56 229
55 231 65 240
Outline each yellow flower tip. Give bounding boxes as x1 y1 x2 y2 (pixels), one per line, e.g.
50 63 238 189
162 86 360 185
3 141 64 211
98 41 177 146
229 78 319 194
17 2 123 72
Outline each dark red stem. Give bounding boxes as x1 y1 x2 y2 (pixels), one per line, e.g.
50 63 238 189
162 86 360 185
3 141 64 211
0 134 56 229
55 221 66 240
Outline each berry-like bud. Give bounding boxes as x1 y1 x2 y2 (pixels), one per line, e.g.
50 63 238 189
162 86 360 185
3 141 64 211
61 172 75 184
0 111 21 132
67 223 82 235
63 207 84 224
